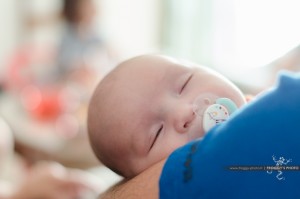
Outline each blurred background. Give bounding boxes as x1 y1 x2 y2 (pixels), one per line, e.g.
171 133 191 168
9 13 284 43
1 0 300 91
0 0 300 198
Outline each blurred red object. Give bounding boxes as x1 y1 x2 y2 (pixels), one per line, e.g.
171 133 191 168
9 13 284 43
21 85 62 122
33 92 62 122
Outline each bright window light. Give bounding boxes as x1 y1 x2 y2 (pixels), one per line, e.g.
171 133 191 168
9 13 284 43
233 0 300 68
163 0 300 72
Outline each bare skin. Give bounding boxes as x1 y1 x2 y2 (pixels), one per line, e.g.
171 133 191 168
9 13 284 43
99 159 165 199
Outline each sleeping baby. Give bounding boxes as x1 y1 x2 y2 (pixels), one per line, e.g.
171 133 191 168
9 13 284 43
87 54 246 178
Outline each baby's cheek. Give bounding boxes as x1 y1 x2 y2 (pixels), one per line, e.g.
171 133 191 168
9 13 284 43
160 137 189 157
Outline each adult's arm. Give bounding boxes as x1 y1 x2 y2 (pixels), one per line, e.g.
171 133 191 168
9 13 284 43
100 159 165 199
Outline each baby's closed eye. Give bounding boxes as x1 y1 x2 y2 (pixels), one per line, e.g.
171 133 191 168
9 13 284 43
149 125 163 151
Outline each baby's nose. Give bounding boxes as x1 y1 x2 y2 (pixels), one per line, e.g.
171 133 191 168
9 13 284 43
173 105 195 134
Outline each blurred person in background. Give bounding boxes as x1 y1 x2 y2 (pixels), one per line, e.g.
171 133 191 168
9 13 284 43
54 0 116 89
1 0 118 174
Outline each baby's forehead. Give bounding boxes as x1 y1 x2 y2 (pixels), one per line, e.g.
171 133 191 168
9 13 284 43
118 58 189 82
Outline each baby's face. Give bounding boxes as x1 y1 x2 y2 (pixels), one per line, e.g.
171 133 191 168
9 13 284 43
100 55 245 177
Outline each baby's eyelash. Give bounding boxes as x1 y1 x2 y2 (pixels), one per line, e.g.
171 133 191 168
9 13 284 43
180 74 193 94
149 125 163 151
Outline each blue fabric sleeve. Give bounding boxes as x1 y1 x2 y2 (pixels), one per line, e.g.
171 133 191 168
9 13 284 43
160 72 300 199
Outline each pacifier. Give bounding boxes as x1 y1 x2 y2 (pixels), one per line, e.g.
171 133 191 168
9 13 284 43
193 93 238 133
